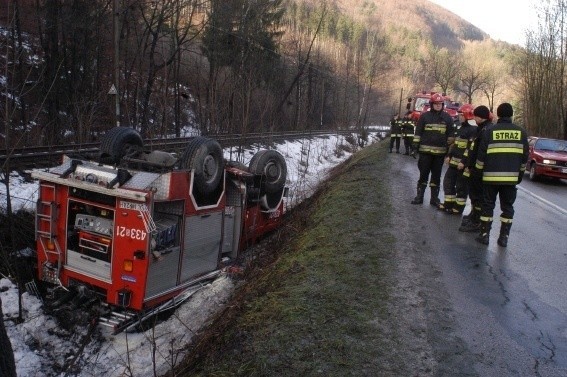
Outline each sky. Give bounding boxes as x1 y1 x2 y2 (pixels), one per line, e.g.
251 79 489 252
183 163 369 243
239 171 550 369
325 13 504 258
429 0 540 46
1 132 384 377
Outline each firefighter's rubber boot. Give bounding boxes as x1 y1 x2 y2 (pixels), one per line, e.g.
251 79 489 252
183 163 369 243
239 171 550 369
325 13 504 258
497 222 512 247
429 186 441 207
411 184 426 204
459 219 480 232
442 202 459 215
453 200 465 215
462 206 480 223
437 200 451 212
459 208 479 232
475 220 492 245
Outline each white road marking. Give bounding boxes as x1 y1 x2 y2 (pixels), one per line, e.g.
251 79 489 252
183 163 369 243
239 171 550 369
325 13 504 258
517 185 567 216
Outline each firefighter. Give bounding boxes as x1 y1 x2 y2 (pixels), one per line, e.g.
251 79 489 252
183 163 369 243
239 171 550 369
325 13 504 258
459 105 492 232
474 103 529 246
437 104 477 214
389 114 402 153
410 93 455 206
400 112 415 155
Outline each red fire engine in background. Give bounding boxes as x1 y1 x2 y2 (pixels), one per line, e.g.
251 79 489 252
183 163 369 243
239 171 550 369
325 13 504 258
31 127 287 331
406 90 460 123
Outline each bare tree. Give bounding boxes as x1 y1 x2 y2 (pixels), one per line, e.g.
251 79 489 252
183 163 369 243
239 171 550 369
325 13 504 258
456 67 484 104
0 295 17 377
425 46 461 94
520 0 567 138
481 57 508 111
124 0 205 137
454 44 490 104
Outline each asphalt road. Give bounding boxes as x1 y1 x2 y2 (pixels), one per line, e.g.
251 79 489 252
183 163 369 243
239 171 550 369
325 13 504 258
390 152 567 376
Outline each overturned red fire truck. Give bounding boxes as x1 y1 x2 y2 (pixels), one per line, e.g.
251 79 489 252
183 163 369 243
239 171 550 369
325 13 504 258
31 127 287 330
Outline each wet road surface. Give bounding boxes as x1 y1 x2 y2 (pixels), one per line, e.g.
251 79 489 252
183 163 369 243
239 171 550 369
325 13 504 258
391 153 567 376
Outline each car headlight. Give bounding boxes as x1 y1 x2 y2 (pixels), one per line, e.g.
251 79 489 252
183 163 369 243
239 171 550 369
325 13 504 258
542 159 557 165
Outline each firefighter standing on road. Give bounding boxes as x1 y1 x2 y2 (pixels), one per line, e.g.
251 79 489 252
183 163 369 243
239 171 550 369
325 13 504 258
459 105 492 232
401 112 415 155
389 114 402 153
437 104 477 214
474 103 529 247
410 93 455 206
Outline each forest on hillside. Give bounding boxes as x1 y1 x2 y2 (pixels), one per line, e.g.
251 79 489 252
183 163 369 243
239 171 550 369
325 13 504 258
1 0 566 152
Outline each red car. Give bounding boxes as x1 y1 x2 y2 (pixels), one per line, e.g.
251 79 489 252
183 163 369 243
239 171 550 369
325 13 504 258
527 137 567 181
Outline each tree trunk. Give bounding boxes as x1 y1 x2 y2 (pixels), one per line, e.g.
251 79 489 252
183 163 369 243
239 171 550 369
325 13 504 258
0 296 17 377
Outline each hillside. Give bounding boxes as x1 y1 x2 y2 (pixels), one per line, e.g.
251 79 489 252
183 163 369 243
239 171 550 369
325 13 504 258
283 0 507 118
303 0 489 49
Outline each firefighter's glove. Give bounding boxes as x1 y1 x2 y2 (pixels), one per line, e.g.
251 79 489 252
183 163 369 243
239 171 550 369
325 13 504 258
410 150 417 159
518 171 524 184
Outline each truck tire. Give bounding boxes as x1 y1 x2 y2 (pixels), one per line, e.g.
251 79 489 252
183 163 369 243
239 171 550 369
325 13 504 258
180 137 224 195
259 187 285 211
249 150 287 194
99 127 143 164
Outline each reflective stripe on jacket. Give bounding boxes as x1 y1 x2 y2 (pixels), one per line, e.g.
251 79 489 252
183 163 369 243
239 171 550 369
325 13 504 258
401 120 415 137
448 121 477 167
462 119 491 169
389 119 402 138
413 109 454 155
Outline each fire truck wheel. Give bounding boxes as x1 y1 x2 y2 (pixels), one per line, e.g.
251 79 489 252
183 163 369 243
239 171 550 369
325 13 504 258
99 126 143 164
180 137 224 195
249 150 287 194
260 187 285 211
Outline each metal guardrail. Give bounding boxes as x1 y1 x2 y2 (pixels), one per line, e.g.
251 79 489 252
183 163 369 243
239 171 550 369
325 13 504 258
0 129 358 170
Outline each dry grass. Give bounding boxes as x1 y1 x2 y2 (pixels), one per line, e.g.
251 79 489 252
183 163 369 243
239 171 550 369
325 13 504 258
174 141 406 376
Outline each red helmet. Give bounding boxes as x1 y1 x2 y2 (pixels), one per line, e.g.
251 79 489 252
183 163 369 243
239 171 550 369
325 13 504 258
429 93 444 105
458 104 475 120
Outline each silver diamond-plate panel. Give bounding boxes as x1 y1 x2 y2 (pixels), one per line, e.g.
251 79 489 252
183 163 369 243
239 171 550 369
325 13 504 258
154 200 184 216
145 246 181 298
148 173 172 200
48 158 73 175
225 179 243 206
180 211 223 282
122 171 161 190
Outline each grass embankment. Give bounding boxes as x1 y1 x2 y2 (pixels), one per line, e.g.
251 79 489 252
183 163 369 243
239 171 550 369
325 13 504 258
182 142 400 376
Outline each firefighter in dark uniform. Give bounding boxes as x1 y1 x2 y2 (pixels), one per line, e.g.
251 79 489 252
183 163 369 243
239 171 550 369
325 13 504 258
389 114 402 153
459 105 492 232
400 112 415 155
437 104 477 214
410 93 455 206
474 103 529 247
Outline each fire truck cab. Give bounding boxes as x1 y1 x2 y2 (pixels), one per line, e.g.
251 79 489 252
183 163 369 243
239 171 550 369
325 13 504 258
406 91 460 123
31 127 287 315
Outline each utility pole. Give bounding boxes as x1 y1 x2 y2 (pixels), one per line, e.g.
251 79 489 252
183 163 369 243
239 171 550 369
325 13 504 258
398 87 404 116
113 0 121 127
